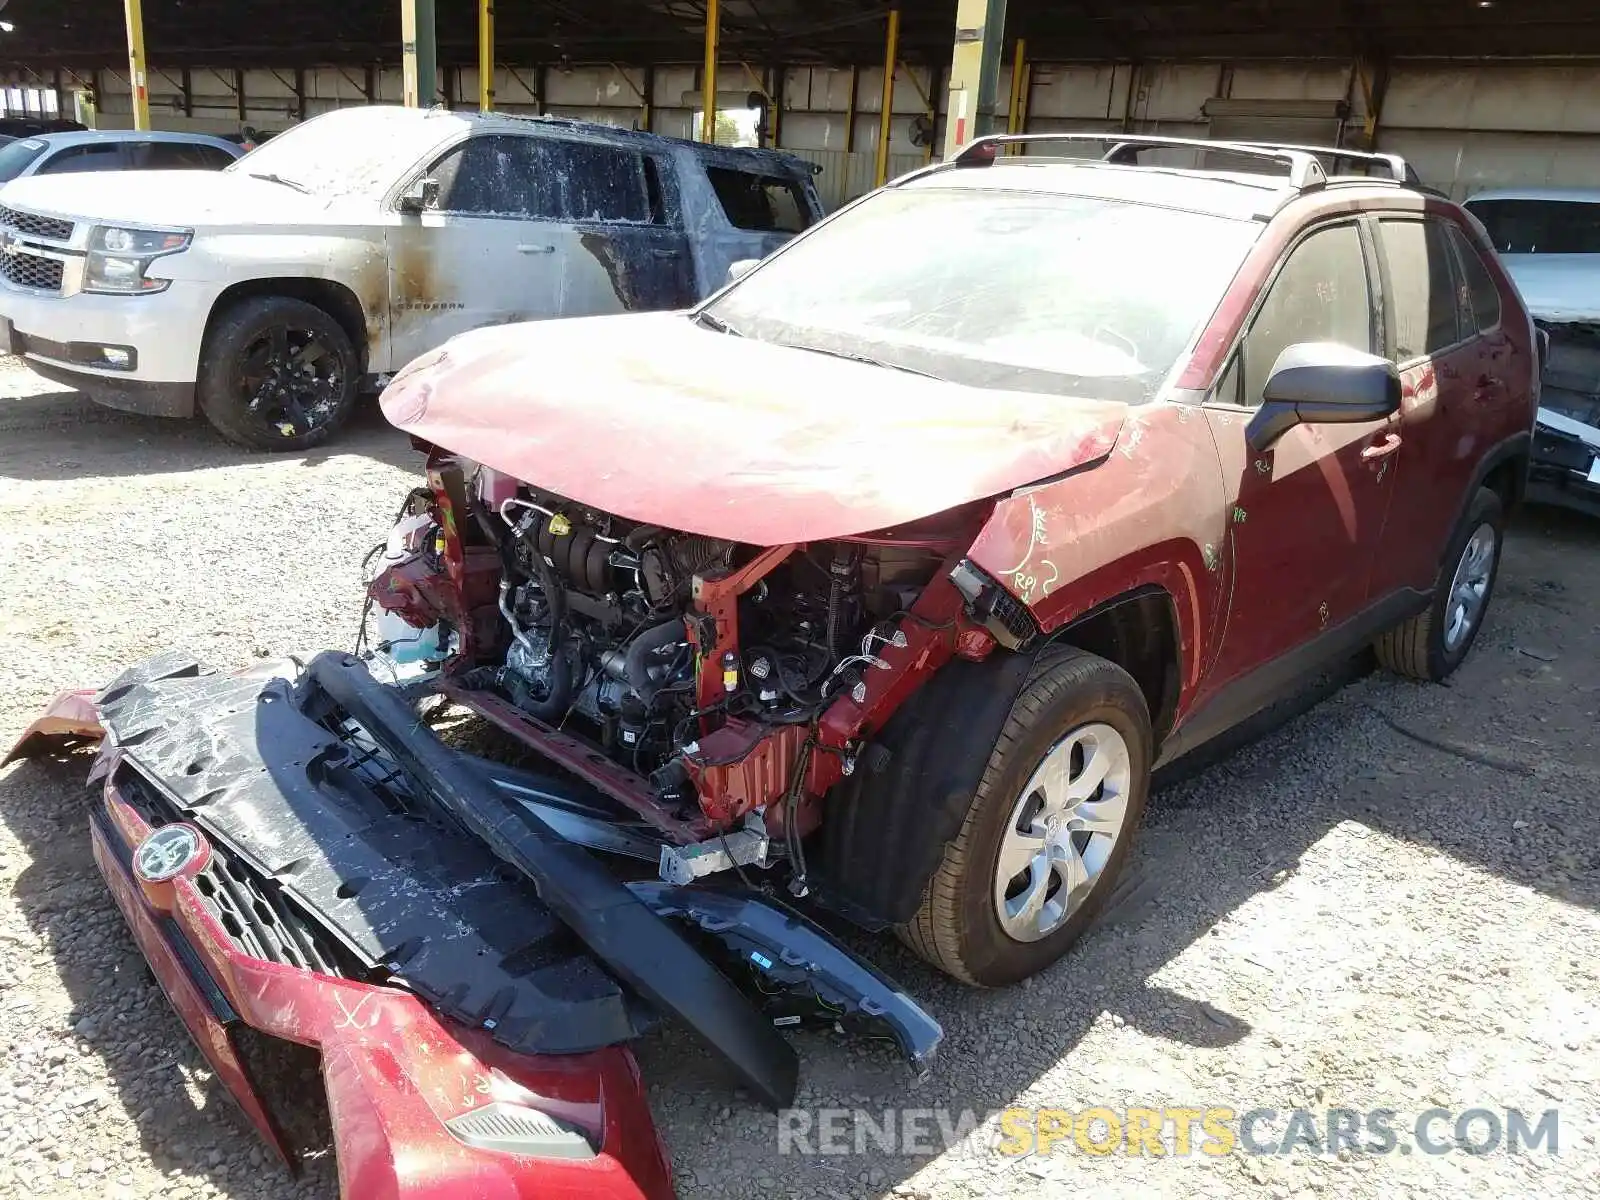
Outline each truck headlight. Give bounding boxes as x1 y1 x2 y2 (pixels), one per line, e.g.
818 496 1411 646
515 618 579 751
84 224 192 294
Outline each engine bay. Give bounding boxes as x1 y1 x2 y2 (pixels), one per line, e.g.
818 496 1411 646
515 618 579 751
365 459 977 840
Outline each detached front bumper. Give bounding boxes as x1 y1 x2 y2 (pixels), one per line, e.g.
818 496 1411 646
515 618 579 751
89 781 672 1199
8 650 942 1199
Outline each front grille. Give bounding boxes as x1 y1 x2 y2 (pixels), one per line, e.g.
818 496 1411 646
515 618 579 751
0 205 73 242
114 766 358 978
0 250 64 293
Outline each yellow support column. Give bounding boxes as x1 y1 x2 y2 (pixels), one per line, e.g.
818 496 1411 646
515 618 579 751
401 0 437 109
479 0 495 111
874 7 901 187
1006 38 1026 134
701 0 720 142
122 0 150 131
942 0 1009 159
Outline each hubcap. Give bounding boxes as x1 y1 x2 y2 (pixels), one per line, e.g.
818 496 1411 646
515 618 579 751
238 324 344 438
993 722 1133 943
1443 522 1496 653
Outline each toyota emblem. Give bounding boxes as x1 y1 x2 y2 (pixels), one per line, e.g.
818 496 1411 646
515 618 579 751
133 824 206 883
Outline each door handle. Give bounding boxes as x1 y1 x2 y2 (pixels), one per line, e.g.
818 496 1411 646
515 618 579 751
1361 433 1402 461
649 247 680 259
517 244 555 254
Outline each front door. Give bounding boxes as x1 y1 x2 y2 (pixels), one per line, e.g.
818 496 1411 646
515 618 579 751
1200 219 1400 700
384 134 566 370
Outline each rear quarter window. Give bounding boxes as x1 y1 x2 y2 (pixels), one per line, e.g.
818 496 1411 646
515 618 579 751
706 167 812 233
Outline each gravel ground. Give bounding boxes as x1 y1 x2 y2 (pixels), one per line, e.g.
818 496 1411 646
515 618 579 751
1 361 1597 1200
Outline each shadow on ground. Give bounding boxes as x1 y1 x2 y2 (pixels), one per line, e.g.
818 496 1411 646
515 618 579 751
0 383 415 483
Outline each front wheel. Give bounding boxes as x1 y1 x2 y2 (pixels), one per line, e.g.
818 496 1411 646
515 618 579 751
197 296 359 451
899 646 1153 987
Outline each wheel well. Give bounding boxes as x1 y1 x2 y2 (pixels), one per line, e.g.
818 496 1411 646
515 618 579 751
1482 454 1526 514
204 279 371 373
1049 589 1181 743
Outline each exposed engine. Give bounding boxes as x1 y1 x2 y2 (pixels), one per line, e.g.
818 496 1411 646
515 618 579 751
480 484 935 783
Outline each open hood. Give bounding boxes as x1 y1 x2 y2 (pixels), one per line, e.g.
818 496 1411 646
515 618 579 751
381 313 1128 545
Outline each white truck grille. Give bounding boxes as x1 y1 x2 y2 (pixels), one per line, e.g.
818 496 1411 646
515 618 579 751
0 205 76 296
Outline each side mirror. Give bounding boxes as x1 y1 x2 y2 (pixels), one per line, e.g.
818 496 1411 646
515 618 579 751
1246 342 1402 452
725 258 761 286
399 176 440 213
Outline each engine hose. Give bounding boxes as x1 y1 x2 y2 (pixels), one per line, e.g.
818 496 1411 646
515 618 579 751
626 617 688 699
519 536 574 720
825 549 861 657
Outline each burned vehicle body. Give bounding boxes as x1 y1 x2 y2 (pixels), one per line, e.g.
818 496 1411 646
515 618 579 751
10 136 1539 1199
0 105 821 451
1464 188 1600 516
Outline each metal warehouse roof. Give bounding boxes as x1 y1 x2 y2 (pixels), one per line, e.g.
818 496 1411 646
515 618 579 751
7 0 1600 67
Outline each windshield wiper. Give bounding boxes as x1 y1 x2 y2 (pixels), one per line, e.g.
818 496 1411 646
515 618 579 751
784 343 941 379
248 172 311 195
692 310 741 336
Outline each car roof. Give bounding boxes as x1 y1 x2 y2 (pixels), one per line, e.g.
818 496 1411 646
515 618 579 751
897 158 1314 223
32 129 242 152
295 104 816 180
893 140 1440 224
1465 186 1600 206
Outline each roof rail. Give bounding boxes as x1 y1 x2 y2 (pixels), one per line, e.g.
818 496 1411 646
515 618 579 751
1227 141 1417 185
952 132 1329 191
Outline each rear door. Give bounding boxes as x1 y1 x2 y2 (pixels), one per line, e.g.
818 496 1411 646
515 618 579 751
1202 219 1399 695
1363 215 1488 598
545 138 696 312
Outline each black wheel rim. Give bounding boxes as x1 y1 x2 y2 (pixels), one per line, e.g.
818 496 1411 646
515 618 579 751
236 324 345 438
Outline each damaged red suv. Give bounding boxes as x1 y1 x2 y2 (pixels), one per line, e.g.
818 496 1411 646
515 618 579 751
12 134 1537 1198
378 134 1535 977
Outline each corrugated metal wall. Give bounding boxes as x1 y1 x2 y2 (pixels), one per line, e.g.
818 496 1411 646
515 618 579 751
59 58 1600 204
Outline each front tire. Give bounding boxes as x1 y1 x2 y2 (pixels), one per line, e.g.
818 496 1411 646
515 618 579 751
1374 487 1504 682
197 296 359 451
899 646 1152 987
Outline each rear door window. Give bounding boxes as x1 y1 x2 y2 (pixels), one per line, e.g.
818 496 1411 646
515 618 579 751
1444 224 1502 333
1376 218 1465 362
36 142 126 175
1232 222 1373 407
1465 198 1600 254
706 167 812 233
135 141 237 170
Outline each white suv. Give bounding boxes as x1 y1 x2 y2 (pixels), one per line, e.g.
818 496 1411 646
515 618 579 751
0 105 821 449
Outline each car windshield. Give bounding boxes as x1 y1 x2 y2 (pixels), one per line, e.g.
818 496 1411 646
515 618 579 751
0 137 48 183
703 185 1261 404
1467 198 1600 255
225 109 453 198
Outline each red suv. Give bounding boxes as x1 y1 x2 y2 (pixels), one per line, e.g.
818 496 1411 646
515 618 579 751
373 134 1534 985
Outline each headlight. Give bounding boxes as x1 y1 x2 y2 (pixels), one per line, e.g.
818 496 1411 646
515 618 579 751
84 224 192 295
89 225 191 255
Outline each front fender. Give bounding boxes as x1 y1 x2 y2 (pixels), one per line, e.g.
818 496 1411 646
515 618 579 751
965 403 1228 710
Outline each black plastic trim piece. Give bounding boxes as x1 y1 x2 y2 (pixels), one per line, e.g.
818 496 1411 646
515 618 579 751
630 882 943 1074
307 652 800 1110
